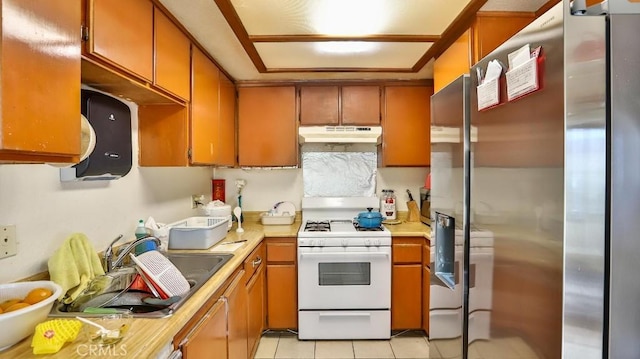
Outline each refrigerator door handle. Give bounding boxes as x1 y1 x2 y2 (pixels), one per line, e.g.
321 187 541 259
435 212 456 290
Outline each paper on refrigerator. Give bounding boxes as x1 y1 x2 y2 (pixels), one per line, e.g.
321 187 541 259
477 59 504 111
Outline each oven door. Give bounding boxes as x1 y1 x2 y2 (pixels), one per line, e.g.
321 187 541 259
298 246 391 310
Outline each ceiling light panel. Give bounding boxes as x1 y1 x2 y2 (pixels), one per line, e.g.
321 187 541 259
231 0 473 36
254 41 432 69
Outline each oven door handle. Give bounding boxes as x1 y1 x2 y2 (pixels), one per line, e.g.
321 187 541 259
299 252 390 258
318 312 372 318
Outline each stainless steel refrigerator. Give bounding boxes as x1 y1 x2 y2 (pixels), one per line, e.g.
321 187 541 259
430 1 640 358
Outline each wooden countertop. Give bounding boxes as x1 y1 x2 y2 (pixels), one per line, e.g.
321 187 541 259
4 214 428 358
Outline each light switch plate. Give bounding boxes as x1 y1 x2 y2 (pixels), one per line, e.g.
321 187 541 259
0 225 17 259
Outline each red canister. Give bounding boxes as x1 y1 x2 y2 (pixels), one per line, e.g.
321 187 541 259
212 179 225 202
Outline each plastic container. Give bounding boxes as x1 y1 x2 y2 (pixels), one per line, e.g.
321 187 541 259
260 213 295 225
167 217 229 249
381 189 397 220
0 281 63 351
134 219 155 255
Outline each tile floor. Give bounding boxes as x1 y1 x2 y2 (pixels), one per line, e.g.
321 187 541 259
253 331 541 359
253 331 430 359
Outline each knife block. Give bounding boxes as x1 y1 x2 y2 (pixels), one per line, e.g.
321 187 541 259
407 200 421 222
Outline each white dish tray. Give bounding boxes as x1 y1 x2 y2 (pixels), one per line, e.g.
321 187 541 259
260 213 295 225
168 216 228 249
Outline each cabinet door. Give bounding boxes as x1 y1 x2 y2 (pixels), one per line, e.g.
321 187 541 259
433 30 471 93
88 0 153 82
182 299 228 359
266 264 297 329
154 7 191 101
217 73 236 166
422 264 430 335
341 86 381 125
392 264 423 329
0 0 81 162
383 86 433 167
238 87 297 167
473 15 533 62
191 46 219 165
226 270 248 359
247 264 265 357
138 104 189 166
299 86 339 125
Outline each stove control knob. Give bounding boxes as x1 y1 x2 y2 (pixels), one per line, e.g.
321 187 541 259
309 240 316 246
317 239 325 247
374 239 381 246
341 239 348 246
364 239 371 246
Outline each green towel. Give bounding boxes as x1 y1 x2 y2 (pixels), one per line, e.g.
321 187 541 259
48 233 105 304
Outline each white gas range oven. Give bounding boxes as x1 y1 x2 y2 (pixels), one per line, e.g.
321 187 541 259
297 197 392 340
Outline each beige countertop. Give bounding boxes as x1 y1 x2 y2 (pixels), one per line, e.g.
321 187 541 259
3 214 428 358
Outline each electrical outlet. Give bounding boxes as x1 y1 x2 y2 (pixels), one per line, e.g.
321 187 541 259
191 194 204 209
0 225 17 259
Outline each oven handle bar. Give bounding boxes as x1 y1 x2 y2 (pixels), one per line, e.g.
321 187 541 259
318 312 372 318
299 252 390 258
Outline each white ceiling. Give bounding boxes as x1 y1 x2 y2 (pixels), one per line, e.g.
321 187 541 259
157 0 553 82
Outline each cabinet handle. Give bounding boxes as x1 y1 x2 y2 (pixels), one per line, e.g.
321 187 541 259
252 256 262 268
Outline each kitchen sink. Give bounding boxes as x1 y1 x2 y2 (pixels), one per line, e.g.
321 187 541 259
49 252 233 318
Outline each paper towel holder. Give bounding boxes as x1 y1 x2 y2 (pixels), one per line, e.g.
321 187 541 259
60 89 132 182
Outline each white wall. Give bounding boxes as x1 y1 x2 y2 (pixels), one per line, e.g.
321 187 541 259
213 167 429 212
0 98 212 283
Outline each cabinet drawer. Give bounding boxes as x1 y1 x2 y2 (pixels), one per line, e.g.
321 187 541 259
392 237 423 264
266 240 296 263
423 241 430 267
244 242 266 283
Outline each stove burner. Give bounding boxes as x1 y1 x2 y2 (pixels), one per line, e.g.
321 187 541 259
353 221 384 231
304 220 331 232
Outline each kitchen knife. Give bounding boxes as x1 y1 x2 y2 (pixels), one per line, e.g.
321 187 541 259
406 189 414 201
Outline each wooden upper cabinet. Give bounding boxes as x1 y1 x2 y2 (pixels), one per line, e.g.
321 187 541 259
300 86 339 125
217 73 236 167
433 14 533 92
382 86 433 167
190 46 219 165
238 86 297 167
433 29 472 93
472 14 534 62
341 86 381 125
0 0 81 163
87 0 153 82
154 7 191 101
299 85 380 126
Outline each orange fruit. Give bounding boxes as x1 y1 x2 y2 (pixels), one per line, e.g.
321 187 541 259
0 299 21 311
23 288 53 305
4 302 30 312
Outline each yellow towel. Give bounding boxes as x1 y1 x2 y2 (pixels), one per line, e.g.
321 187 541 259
48 233 105 304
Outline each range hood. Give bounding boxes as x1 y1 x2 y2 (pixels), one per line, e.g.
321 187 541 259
298 126 382 144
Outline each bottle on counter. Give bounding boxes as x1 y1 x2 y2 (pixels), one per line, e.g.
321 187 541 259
381 189 397 220
134 219 156 255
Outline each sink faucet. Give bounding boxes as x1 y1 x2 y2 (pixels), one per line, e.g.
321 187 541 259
104 234 161 272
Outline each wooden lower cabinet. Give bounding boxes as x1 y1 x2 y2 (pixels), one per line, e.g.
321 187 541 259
422 240 431 335
391 237 425 330
226 270 248 359
265 238 298 329
180 298 228 358
176 269 247 359
246 243 266 357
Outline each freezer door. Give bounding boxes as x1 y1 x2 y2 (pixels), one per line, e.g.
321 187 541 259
469 3 564 359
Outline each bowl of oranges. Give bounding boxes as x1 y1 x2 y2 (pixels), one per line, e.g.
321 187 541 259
0 280 63 351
